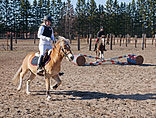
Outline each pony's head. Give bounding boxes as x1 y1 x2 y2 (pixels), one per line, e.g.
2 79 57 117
56 36 74 61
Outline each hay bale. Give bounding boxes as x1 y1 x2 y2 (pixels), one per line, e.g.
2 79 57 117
127 55 144 65
72 55 86 66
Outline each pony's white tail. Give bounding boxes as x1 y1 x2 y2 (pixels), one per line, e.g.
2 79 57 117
12 66 22 85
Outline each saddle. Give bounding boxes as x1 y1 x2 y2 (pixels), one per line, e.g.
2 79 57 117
31 49 52 66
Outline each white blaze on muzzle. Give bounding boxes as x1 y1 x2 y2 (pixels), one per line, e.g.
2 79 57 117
66 53 74 61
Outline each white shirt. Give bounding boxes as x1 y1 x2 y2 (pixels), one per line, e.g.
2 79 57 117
38 25 55 45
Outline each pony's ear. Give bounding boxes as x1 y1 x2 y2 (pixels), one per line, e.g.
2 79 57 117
65 39 70 44
60 40 64 47
58 36 65 40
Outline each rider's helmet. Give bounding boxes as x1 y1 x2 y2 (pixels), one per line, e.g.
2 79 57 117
43 15 52 23
100 26 104 31
100 26 104 29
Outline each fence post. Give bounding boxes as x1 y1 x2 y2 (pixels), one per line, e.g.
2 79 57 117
120 35 122 46
155 34 156 47
113 35 115 45
6 33 9 50
123 35 125 44
106 34 109 45
155 35 156 47
89 34 92 51
135 35 137 48
152 35 154 45
117 35 119 43
10 32 13 51
142 34 144 50
78 34 80 51
110 34 113 50
126 34 128 47
127 34 130 43
144 34 146 48
34 33 36 44
87 34 89 44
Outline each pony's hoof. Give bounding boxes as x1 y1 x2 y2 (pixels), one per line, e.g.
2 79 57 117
17 87 21 91
50 86 53 90
46 96 51 101
53 84 58 90
26 91 31 95
58 72 64 76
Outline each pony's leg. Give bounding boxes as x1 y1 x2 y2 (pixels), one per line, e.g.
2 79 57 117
17 69 28 91
101 51 104 60
99 51 102 59
96 51 98 60
26 72 36 95
52 75 62 90
45 77 51 100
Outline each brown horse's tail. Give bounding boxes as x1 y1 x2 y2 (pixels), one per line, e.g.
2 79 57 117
12 66 22 85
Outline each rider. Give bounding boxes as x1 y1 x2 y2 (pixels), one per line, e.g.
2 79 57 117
37 15 55 75
94 26 107 51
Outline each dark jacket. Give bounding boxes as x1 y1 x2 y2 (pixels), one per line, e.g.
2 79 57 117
97 30 106 38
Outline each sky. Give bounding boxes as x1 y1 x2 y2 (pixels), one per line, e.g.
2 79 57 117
29 0 131 8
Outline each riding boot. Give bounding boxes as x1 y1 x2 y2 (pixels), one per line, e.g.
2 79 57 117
94 44 97 51
59 72 64 76
103 39 107 51
37 55 44 76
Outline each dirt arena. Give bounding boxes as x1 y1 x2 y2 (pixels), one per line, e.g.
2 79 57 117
0 39 156 118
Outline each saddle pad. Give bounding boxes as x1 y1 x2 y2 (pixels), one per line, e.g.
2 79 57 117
31 56 51 66
31 56 39 66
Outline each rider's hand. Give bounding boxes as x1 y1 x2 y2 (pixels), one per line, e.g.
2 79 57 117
46 37 51 41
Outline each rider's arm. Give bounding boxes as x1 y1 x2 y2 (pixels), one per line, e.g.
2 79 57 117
38 26 51 41
97 31 100 38
51 29 57 48
51 29 55 41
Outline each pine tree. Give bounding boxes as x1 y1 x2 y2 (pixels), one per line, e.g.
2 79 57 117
0 0 5 33
105 0 114 34
30 0 39 32
131 0 136 36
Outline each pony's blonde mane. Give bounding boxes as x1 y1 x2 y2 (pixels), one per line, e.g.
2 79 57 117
56 36 70 46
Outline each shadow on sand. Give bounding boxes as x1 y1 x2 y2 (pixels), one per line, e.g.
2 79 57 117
32 90 156 101
83 63 156 67
139 64 156 67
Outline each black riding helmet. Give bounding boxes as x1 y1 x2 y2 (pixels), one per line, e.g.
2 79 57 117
100 26 104 29
43 15 52 23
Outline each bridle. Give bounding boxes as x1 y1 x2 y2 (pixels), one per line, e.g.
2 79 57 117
60 43 73 61
54 40 73 61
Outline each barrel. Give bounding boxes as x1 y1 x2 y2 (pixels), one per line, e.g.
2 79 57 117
127 55 144 65
72 55 86 66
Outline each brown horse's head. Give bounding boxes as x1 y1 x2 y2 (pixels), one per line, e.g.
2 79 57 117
56 36 74 61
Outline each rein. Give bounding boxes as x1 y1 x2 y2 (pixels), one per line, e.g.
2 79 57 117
61 47 71 60
53 41 70 60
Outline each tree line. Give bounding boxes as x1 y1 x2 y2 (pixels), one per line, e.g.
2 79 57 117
0 0 155 39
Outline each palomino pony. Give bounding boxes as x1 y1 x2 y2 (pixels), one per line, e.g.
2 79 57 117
12 36 74 100
96 35 105 60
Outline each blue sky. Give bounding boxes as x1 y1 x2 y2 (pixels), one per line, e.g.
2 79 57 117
29 0 131 7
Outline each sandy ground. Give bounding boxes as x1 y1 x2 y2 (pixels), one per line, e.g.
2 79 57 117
0 39 156 118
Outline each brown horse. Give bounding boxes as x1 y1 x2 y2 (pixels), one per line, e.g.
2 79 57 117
96 35 105 60
12 36 74 100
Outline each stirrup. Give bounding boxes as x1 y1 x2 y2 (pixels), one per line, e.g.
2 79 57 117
59 72 64 76
37 68 44 76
